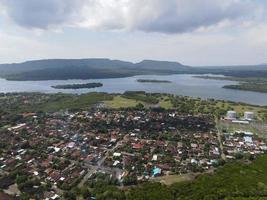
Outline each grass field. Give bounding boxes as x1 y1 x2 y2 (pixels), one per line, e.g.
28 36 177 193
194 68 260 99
105 95 175 109
104 96 141 108
159 97 173 109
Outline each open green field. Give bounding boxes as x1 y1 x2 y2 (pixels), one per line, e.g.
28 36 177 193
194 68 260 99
104 95 174 109
104 96 141 108
158 97 173 109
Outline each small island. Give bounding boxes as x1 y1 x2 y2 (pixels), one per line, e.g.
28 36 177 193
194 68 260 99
52 82 103 89
137 79 172 83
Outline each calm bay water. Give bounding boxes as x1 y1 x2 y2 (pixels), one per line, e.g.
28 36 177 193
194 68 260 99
0 74 267 106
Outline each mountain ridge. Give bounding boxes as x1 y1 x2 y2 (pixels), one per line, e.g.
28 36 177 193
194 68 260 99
0 58 267 81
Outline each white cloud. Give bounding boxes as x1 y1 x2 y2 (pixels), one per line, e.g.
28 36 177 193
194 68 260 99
0 0 85 29
0 0 264 33
0 0 267 65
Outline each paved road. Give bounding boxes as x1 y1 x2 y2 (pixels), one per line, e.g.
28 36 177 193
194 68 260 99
78 138 124 187
78 165 98 187
215 119 226 160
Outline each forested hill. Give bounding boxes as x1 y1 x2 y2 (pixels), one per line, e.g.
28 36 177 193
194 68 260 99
0 58 267 80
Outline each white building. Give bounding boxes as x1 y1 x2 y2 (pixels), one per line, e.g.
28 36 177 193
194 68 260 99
226 111 237 120
244 112 254 121
113 152 121 157
232 120 249 124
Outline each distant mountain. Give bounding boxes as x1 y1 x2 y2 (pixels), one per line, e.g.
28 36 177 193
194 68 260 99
0 59 134 75
0 59 192 81
196 64 267 78
0 58 267 80
201 64 267 71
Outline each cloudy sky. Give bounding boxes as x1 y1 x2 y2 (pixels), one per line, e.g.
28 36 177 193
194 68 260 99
0 0 267 66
